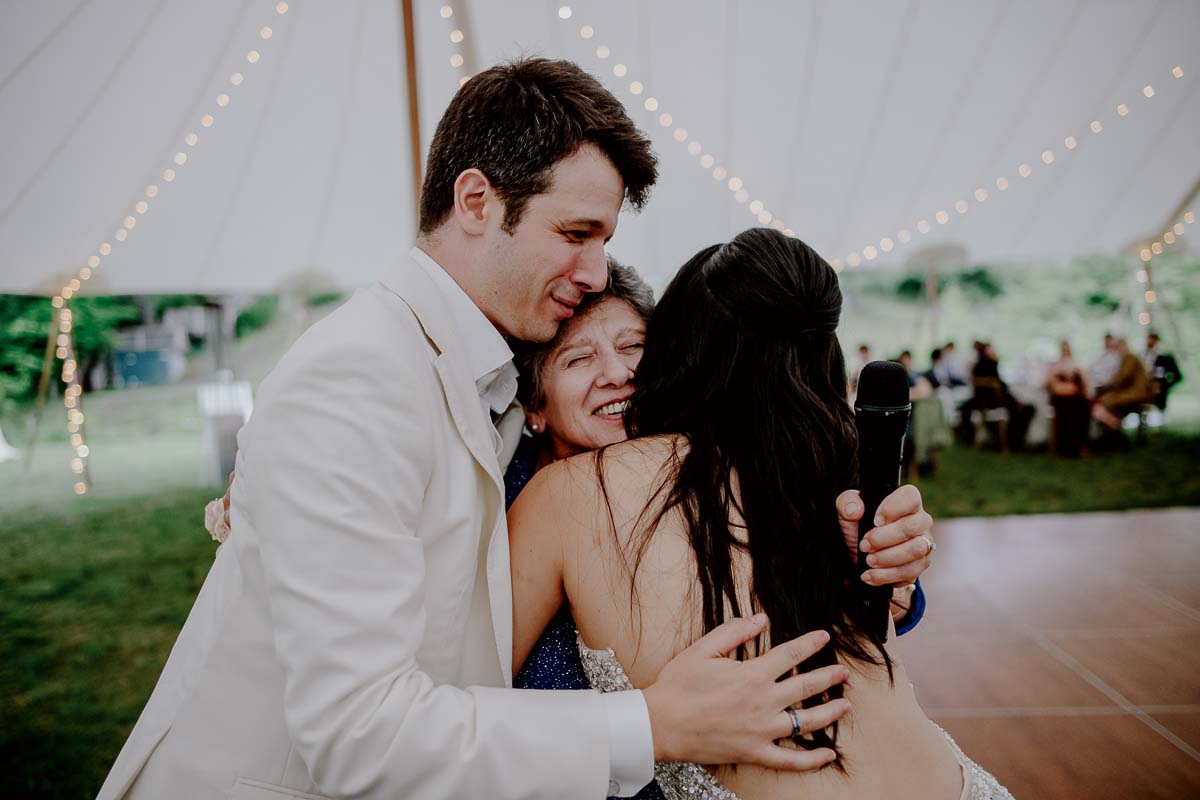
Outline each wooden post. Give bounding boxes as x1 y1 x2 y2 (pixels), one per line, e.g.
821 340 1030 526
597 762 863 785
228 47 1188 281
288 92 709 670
23 300 60 471
924 266 940 344
400 0 422 217
1154 175 1200 234
1141 174 1199 371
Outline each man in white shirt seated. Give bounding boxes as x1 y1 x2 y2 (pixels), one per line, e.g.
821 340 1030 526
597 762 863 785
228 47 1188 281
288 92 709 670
1087 332 1121 390
933 341 969 388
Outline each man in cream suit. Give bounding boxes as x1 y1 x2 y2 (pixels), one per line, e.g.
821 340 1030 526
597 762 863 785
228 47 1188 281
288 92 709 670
100 59 936 800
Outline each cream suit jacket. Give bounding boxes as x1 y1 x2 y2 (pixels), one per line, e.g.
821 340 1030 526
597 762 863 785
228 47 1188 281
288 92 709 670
96 253 613 799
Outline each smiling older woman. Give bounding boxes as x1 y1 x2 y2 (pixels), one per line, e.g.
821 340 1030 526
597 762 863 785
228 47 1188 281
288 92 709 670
505 259 655 490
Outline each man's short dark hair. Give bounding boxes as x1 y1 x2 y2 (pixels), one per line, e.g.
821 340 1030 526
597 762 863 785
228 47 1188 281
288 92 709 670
419 58 658 234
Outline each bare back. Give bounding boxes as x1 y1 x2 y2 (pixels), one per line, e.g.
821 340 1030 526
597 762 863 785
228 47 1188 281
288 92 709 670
548 435 965 800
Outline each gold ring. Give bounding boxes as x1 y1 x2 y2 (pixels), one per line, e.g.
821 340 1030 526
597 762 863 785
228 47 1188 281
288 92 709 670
920 535 936 556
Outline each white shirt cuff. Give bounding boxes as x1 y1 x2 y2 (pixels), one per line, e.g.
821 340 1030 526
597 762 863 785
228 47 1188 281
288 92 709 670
601 688 655 797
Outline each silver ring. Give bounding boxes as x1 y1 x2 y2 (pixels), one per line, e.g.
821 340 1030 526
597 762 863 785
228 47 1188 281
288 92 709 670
920 535 936 556
786 706 802 738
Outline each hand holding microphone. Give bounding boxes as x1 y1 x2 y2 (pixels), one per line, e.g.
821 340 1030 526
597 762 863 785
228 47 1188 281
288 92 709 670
853 361 916 641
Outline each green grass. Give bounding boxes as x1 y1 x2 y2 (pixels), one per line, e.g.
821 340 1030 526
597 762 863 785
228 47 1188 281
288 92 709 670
917 432 1200 518
0 487 217 800
1 433 1199 798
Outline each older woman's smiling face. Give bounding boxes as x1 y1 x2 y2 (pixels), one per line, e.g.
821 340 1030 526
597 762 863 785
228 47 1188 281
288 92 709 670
527 296 646 460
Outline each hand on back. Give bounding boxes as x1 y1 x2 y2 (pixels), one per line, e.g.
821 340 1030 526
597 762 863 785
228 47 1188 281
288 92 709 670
644 616 850 771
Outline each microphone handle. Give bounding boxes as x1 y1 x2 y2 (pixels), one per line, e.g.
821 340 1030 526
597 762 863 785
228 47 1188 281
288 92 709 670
855 406 910 642
857 477 899 642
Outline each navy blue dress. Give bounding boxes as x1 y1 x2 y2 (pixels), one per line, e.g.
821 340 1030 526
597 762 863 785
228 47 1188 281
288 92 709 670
506 438 601 693
504 435 925 798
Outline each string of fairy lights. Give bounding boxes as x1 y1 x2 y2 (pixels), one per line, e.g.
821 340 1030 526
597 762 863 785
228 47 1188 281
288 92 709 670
52 1 290 495
555 3 1190 298
439 5 472 87
555 6 796 237
833 64 1190 272
1136 207 1195 328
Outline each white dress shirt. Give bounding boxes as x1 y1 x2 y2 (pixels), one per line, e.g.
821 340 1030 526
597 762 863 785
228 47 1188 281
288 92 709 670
411 246 655 797
1142 345 1160 376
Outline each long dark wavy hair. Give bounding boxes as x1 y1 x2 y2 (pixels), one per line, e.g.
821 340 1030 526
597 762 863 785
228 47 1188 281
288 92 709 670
609 227 892 764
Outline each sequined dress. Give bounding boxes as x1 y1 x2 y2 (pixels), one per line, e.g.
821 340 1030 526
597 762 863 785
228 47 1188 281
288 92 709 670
577 635 1015 800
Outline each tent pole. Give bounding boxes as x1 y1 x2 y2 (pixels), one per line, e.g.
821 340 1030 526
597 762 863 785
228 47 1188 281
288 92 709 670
1154 174 1200 234
400 0 422 216
925 266 940 344
23 299 60 471
1156 298 1189 370
1143 174 1199 371
207 298 229 375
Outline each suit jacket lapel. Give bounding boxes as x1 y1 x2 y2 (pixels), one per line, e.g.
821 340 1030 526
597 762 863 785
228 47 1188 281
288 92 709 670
432 355 505 492
381 254 515 683
381 256 504 493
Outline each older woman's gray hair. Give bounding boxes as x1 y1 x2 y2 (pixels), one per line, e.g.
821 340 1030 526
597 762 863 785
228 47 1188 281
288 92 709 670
515 257 654 411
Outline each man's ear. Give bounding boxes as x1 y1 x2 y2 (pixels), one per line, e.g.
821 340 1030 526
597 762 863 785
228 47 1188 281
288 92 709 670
452 168 493 236
525 407 547 433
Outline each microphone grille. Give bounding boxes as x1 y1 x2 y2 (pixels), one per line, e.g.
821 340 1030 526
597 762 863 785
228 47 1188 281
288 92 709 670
856 360 911 407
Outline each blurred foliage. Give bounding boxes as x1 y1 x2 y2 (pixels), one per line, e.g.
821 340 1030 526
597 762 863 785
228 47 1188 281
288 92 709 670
839 253 1199 368
233 295 279 339
893 268 1005 303
956 268 1004 301
151 294 209 320
1085 292 1121 312
893 274 928 301
307 291 346 308
0 296 141 407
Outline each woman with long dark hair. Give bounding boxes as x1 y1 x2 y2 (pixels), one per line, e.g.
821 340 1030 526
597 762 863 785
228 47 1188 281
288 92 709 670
509 228 1010 799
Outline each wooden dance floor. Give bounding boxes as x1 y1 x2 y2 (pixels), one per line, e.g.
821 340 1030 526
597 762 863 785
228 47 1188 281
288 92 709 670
893 507 1200 799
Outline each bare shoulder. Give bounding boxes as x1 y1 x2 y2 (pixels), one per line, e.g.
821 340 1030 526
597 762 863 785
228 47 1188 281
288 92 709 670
596 434 687 491
505 450 601 548
510 434 686 553
561 435 704 682
520 433 683 499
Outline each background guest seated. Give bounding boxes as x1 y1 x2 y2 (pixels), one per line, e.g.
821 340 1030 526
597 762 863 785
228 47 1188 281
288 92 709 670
1045 340 1090 458
1142 331 1185 412
959 342 1034 451
1092 337 1156 436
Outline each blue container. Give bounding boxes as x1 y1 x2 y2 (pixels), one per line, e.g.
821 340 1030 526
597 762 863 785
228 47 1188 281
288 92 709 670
112 349 171 387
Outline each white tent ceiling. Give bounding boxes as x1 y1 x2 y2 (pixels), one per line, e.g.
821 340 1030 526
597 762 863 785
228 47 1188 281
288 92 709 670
1 0 1198 295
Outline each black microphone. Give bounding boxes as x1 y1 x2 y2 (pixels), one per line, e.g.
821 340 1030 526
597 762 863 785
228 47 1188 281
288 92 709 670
854 360 912 642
